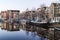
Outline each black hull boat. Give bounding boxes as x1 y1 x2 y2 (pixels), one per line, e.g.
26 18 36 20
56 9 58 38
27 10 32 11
26 21 50 29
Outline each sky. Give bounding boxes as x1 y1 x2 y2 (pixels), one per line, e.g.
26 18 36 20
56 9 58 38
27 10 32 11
0 0 59 12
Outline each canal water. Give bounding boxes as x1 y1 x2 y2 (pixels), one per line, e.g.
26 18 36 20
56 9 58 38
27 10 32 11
0 22 49 40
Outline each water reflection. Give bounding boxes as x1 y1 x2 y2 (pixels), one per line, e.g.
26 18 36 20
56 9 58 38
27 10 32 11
1 23 20 31
0 22 48 40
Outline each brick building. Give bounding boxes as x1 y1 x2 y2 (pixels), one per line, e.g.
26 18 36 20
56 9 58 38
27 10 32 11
1 10 20 22
50 3 60 22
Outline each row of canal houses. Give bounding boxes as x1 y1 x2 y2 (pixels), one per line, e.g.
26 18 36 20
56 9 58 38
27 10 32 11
20 2 60 23
20 5 50 23
0 3 60 23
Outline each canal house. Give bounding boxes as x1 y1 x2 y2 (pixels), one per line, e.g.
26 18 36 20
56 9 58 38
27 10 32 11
7 10 20 23
1 10 20 23
50 3 60 22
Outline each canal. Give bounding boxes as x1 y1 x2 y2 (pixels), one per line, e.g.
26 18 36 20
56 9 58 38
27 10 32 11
0 22 56 40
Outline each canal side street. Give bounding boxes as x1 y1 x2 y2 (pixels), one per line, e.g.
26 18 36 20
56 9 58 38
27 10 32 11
0 9 60 40
0 1 60 40
0 10 60 40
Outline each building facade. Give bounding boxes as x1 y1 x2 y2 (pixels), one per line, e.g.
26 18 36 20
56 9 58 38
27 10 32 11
1 11 9 21
1 10 20 22
36 7 50 22
7 10 20 21
50 3 60 22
